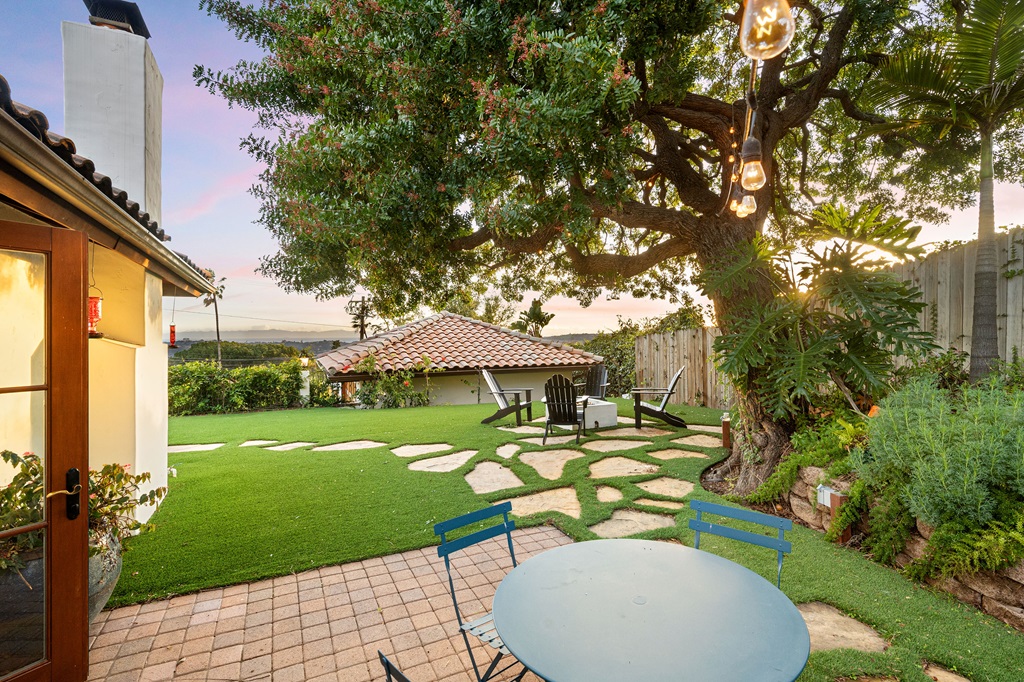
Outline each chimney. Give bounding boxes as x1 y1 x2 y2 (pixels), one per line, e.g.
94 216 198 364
63 0 161 224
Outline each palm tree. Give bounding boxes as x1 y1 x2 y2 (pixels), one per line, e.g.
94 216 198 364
202 270 226 368
510 299 555 337
869 0 1024 381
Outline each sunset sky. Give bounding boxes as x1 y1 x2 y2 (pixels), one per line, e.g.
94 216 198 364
3 1 1022 338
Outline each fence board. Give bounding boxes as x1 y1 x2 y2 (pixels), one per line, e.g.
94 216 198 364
633 229 1023 410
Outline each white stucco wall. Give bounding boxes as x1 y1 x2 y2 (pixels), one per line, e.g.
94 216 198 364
86 250 167 523
134 272 168 523
418 369 578 406
62 21 163 224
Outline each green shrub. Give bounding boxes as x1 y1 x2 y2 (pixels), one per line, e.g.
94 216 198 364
748 415 866 504
308 369 341 407
353 354 436 408
856 378 1024 529
168 360 304 415
907 503 1024 580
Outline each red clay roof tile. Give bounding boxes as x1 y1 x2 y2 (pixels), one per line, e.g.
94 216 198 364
317 312 602 377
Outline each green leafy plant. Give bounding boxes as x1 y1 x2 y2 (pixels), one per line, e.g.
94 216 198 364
707 203 935 422
168 360 305 415
907 503 1024 580
748 415 867 504
353 354 437 409
1 450 166 575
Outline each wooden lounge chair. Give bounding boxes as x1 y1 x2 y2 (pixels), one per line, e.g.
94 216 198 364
630 367 687 429
480 369 533 426
544 374 588 444
575 364 610 399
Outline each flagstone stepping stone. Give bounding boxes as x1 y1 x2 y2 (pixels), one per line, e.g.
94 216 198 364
597 426 672 438
922 663 969 682
497 425 546 435
499 488 581 519
595 485 623 502
496 443 521 459
519 435 580 446
636 498 685 510
687 424 724 434
391 443 452 457
313 440 386 451
636 477 694 499
647 448 709 460
465 462 524 494
589 457 659 478
589 509 674 538
240 440 277 447
407 450 477 472
796 602 888 653
582 439 653 453
168 443 224 453
520 449 584 480
671 434 723 448
265 442 317 451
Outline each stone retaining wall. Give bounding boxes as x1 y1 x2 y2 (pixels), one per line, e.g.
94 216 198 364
786 466 1024 633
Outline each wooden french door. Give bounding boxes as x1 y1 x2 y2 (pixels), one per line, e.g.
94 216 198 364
0 222 89 682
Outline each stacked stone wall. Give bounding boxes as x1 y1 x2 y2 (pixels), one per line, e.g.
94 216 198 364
786 466 1024 633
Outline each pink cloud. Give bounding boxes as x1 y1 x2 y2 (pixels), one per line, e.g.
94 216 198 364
164 166 262 224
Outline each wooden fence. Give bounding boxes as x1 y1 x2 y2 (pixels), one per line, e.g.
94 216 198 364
886 228 1024 361
634 228 1024 410
634 328 735 410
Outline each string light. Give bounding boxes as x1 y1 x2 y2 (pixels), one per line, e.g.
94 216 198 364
740 0 796 60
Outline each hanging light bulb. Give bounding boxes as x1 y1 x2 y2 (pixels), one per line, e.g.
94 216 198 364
730 197 740 212
739 136 767 191
739 0 796 60
739 193 757 216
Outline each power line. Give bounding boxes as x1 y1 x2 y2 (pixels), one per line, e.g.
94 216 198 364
161 307 351 329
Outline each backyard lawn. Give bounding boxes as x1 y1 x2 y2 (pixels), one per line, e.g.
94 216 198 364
115 402 1024 682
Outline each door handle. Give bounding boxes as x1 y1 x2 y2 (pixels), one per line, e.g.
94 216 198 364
45 468 81 520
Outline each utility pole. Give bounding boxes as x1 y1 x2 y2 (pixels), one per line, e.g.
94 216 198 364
346 296 372 340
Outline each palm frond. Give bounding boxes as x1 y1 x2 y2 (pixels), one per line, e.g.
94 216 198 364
955 0 1024 90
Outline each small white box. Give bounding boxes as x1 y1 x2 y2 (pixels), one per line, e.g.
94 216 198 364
816 484 836 507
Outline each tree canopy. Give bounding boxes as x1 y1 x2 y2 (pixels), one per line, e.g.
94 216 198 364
196 0 998 317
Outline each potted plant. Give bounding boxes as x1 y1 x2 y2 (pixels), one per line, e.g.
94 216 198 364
1 450 166 621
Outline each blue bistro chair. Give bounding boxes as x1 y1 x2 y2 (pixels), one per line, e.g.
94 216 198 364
688 499 793 587
434 503 529 682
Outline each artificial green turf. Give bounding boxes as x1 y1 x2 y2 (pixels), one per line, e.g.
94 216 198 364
114 401 1024 681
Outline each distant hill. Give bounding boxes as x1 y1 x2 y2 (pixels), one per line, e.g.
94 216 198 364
169 337 351 358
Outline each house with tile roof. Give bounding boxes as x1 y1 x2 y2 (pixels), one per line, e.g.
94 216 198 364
0 26 212 674
316 312 603 405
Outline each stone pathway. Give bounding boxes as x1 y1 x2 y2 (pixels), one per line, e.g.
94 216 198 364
597 426 672 438
636 477 694 498
646 448 709 460
518 450 583 480
797 602 888 653
167 444 223 453
671 434 723 448
407 451 476 473
391 444 452 458
464 462 523 494
582 439 653 453
239 440 277 448
499 488 582 519
589 509 675 538
312 441 386 452
265 442 317 451
589 457 659 478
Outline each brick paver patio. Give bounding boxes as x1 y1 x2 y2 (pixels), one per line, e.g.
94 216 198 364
88 526 572 681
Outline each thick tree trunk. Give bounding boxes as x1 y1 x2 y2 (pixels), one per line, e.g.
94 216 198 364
696 215 793 496
970 134 999 382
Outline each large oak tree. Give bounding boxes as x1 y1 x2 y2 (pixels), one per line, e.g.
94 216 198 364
198 0 975 493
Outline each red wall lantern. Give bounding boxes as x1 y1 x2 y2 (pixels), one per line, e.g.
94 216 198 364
169 324 177 348
87 295 104 338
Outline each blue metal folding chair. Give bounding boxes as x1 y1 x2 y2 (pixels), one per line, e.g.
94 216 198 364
378 650 413 682
688 499 793 587
434 503 528 682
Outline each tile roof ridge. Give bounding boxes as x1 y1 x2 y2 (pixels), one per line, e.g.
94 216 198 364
434 309 601 360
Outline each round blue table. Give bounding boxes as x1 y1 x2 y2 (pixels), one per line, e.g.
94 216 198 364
492 539 810 682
